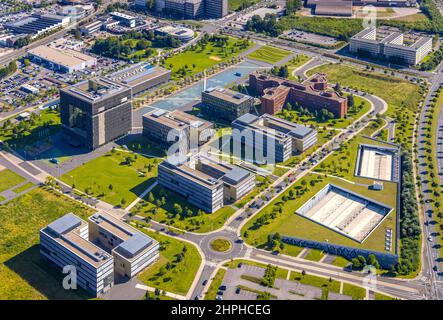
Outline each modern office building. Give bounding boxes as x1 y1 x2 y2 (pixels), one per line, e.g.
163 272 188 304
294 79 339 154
80 21 103 36
6 13 70 38
349 27 432 65
60 77 132 150
155 25 195 42
109 11 136 28
28 45 97 73
158 156 255 212
158 0 228 18
108 63 171 96
40 212 159 297
249 72 347 118
143 109 214 150
232 113 317 163
201 87 256 122
88 213 160 279
40 213 114 297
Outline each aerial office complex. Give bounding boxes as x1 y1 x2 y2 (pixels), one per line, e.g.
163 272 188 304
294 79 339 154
232 113 318 162
109 11 136 28
108 63 172 96
158 156 255 213
349 27 432 65
60 77 132 150
143 109 214 150
154 0 228 19
201 87 256 122
40 212 159 297
6 13 70 38
155 25 196 42
28 45 97 73
306 0 416 16
249 72 348 118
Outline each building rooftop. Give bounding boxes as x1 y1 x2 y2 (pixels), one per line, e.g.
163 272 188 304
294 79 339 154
143 109 212 131
64 76 129 102
46 213 82 236
203 87 253 105
108 63 171 89
28 45 96 69
115 233 153 259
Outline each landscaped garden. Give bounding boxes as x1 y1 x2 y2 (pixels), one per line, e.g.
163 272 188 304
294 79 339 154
135 227 202 296
247 45 292 64
0 187 95 300
60 148 159 207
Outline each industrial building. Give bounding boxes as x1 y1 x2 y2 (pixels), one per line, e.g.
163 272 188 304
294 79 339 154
108 63 172 96
142 109 214 150
5 13 70 38
155 25 195 42
232 113 317 163
158 156 255 213
60 77 132 150
306 0 353 16
249 72 348 118
155 0 228 19
40 213 115 297
80 20 103 36
201 87 256 122
349 27 432 65
40 212 159 297
28 45 97 73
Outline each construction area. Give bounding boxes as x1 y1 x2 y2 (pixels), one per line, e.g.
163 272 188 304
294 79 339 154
296 184 392 243
355 144 400 182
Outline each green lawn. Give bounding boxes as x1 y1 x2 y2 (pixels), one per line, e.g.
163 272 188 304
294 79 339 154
332 256 351 268
375 292 396 300
210 238 232 252
343 283 366 300
303 249 325 262
247 45 292 64
286 55 311 80
205 268 227 300
136 227 202 296
60 150 159 207
229 0 260 11
0 187 95 300
12 182 34 194
163 36 252 79
132 185 236 233
290 271 340 299
0 169 25 193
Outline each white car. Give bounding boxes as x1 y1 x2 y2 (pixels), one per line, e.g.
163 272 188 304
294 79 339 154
428 235 433 241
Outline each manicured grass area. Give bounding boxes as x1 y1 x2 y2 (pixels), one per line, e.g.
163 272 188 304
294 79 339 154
307 63 423 150
290 271 340 299
286 55 311 80
242 172 397 253
277 95 371 129
205 268 226 300
303 249 325 262
0 109 60 149
60 150 159 207
332 256 351 268
163 36 252 79
136 228 202 296
343 283 366 300
210 238 232 252
0 169 25 193
229 0 260 11
0 195 5 202
132 185 236 232
0 187 95 300
375 292 396 300
12 182 34 194
247 45 292 64
391 13 429 22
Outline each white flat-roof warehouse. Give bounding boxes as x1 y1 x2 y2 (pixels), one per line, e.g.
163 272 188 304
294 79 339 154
28 45 97 73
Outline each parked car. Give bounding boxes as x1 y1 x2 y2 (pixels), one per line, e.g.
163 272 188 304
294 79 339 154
219 285 227 291
235 287 241 294
202 280 208 286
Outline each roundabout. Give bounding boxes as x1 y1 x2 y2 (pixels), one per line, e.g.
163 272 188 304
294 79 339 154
209 238 232 253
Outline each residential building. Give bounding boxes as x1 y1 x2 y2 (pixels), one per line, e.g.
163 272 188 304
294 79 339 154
201 87 256 122
40 213 114 297
143 109 214 150
158 156 255 212
60 77 132 150
249 72 347 118
349 27 432 65
28 45 97 73
88 213 160 279
108 63 172 96
232 113 317 163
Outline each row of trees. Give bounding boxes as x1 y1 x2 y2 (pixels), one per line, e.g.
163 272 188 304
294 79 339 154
0 61 17 80
261 264 278 287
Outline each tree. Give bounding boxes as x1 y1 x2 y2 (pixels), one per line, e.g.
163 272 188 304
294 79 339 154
348 93 355 108
148 192 155 203
173 203 183 216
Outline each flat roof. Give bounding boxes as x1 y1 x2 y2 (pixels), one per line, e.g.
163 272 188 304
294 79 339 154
144 109 212 131
109 63 171 88
115 233 153 258
64 76 128 102
28 45 96 68
47 213 82 236
204 87 253 105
